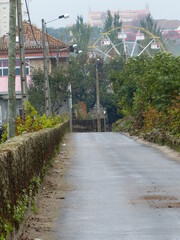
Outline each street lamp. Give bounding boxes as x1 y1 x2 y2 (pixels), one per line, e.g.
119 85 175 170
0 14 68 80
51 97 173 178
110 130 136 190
46 14 70 24
96 59 101 132
42 14 69 116
56 44 78 67
103 110 106 132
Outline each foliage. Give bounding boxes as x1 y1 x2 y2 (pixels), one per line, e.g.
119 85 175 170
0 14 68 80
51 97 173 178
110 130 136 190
47 27 71 43
1 102 68 143
140 14 167 56
112 53 180 138
28 68 69 115
140 14 161 37
143 106 167 132
71 15 92 52
13 190 29 224
103 10 123 54
28 69 45 114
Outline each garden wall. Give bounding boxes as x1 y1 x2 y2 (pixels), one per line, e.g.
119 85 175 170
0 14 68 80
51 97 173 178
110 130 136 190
0 120 69 238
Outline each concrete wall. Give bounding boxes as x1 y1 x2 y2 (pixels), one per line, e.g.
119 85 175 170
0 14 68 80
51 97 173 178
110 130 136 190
0 120 69 237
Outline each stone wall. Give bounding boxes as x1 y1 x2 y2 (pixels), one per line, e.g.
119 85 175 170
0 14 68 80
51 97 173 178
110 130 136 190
0 120 69 237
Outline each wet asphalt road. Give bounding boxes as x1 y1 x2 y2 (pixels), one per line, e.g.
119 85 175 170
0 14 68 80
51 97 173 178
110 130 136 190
54 133 180 240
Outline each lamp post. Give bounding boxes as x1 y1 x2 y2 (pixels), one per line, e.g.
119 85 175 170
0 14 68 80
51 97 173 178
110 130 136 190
68 83 72 132
96 59 101 132
17 0 28 115
103 110 106 132
42 14 69 116
56 44 77 67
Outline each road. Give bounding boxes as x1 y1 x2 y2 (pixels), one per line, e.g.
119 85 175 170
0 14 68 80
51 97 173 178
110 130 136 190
53 132 180 240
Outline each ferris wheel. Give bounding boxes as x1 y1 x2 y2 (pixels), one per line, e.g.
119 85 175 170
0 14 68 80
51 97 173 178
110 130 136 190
89 25 166 61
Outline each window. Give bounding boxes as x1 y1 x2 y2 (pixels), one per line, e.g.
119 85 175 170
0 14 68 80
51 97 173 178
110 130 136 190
3 69 8 76
0 60 30 76
16 68 20 75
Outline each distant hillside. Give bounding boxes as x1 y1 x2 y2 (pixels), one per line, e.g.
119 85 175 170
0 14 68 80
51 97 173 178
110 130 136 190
157 19 180 29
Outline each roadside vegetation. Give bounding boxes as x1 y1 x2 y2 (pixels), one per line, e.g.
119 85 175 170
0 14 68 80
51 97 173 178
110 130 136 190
112 53 180 151
1 102 68 144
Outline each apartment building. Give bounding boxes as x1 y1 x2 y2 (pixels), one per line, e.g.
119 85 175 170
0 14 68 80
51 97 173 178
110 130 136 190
0 0 9 36
88 9 150 28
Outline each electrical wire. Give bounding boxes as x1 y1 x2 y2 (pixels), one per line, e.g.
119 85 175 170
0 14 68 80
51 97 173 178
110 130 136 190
24 0 41 47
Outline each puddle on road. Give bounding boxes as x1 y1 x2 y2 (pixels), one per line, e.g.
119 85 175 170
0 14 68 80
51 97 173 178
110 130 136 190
142 195 180 209
130 193 180 209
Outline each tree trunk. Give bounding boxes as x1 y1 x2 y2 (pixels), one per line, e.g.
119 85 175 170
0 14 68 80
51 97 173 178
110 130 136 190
8 0 17 139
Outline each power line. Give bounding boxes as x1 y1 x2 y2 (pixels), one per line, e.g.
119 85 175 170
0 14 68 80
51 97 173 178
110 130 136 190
24 0 41 47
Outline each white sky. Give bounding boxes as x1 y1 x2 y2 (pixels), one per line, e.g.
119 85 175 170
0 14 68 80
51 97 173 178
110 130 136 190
24 0 180 28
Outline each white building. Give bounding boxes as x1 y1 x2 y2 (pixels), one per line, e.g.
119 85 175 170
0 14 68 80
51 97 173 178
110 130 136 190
0 0 9 37
88 9 150 28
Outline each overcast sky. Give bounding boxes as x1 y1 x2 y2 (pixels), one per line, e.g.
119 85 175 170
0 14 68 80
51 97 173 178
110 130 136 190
24 0 180 28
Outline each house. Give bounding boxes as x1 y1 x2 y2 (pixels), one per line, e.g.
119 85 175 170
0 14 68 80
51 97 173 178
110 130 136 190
0 21 69 124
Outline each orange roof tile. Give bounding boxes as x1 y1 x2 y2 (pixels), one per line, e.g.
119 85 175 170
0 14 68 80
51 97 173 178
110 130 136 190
0 21 68 51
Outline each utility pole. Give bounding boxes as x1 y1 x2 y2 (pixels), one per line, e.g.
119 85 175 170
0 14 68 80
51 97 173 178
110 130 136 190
42 19 51 116
96 60 101 132
8 0 16 139
68 82 72 132
56 49 60 67
17 0 28 115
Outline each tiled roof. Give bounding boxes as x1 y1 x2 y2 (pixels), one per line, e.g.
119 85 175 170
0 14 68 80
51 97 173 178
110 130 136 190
0 21 68 50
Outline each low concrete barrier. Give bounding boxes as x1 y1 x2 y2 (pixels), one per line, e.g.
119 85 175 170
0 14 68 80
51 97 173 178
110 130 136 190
0 120 69 238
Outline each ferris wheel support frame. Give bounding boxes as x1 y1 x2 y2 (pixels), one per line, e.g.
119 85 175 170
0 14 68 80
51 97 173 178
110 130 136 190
89 25 166 59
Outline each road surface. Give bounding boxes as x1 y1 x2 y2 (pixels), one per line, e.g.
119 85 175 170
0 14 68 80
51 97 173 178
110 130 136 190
53 132 180 240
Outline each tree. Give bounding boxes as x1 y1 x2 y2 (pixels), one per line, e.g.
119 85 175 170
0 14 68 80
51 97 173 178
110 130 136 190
140 14 161 37
112 53 180 120
140 14 167 53
103 11 122 58
28 69 45 114
28 68 69 115
71 15 92 51
104 10 113 32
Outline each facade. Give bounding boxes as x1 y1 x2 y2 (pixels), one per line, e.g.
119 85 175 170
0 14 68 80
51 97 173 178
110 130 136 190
0 0 9 37
88 9 150 28
0 21 69 124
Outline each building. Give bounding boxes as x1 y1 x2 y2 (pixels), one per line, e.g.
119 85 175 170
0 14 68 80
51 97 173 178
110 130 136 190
0 0 9 37
88 9 150 28
0 21 69 124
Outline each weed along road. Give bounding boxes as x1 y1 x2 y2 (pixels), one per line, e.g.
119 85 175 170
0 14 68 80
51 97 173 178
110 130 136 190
50 132 180 240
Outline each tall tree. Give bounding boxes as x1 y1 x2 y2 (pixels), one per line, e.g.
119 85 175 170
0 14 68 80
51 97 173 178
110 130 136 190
8 0 16 139
71 15 92 51
104 10 113 32
140 14 161 37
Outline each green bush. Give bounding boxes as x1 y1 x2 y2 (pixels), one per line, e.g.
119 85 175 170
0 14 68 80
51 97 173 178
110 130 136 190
1 102 69 143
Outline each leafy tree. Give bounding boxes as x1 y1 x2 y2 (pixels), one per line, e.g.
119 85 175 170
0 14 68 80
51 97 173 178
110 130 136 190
112 53 180 134
104 10 113 32
28 68 68 115
103 11 123 59
140 14 167 54
140 14 161 37
71 15 92 51
47 27 71 43
28 69 45 114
